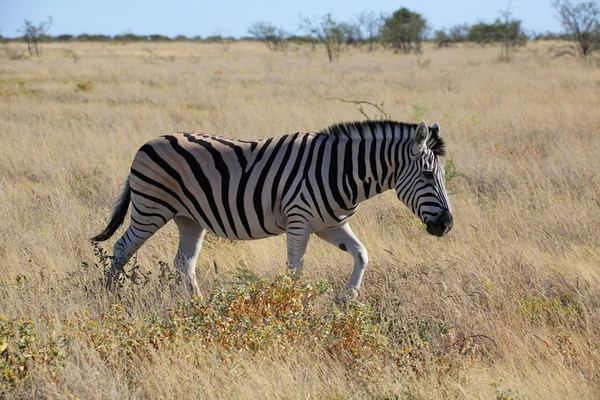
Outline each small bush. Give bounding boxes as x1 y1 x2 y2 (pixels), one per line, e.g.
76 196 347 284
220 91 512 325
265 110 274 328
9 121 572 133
75 80 94 92
518 294 583 327
62 49 79 63
412 102 426 120
0 315 68 388
445 160 458 185
2 46 27 60
491 379 520 400
417 57 431 68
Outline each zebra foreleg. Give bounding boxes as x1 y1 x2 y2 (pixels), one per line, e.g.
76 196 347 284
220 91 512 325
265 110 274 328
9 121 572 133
285 219 311 278
316 223 368 299
174 217 205 298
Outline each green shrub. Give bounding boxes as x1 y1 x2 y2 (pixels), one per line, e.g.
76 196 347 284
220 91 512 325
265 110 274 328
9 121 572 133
412 102 426 120
444 160 458 185
518 294 583 327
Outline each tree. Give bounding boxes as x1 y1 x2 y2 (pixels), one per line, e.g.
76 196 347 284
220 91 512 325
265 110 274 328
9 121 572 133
56 34 74 41
498 1 526 61
286 35 319 45
552 0 600 56
114 32 148 41
19 16 52 56
380 8 427 54
434 29 451 48
449 24 471 42
208 28 233 52
468 19 527 48
354 11 383 51
248 21 288 51
468 22 503 44
300 14 351 62
76 33 112 41
149 34 171 41
434 24 470 48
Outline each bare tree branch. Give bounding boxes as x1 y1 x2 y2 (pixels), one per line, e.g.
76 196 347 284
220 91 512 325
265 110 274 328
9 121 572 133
552 0 600 56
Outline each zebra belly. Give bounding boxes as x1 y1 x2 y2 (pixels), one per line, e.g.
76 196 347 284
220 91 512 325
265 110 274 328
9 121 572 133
216 221 286 241
129 166 288 241
284 185 359 235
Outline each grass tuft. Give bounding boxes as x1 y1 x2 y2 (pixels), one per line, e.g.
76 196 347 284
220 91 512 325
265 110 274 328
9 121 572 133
75 80 94 92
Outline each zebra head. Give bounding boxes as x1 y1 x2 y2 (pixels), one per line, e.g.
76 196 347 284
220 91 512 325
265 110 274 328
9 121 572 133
396 121 453 237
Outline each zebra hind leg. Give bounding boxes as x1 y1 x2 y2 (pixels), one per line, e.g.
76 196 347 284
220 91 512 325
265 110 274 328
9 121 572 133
173 216 206 298
107 203 170 291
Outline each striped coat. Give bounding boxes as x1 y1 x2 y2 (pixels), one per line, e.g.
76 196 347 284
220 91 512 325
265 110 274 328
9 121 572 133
93 120 453 297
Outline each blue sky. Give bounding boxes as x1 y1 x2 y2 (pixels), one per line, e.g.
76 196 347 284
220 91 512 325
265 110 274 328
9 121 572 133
0 0 562 38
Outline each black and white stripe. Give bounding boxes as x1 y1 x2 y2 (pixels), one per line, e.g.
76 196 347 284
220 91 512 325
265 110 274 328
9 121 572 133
93 120 453 297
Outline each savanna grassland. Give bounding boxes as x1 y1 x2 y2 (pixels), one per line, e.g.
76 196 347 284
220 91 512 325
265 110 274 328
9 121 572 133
1 40 600 399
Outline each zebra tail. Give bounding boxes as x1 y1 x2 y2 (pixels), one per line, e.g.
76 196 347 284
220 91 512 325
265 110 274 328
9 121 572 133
91 177 131 242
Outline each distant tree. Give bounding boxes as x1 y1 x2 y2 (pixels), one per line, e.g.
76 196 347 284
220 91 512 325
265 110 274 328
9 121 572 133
300 13 351 62
468 19 527 48
468 21 501 44
174 35 188 41
532 30 573 40
434 29 452 48
209 28 233 52
353 11 383 51
76 33 112 41
149 34 171 41
248 21 288 51
19 16 53 56
449 24 471 42
114 32 148 41
286 35 319 45
56 34 74 41
380 8 427 54
436 23 471 48
498 1 526 61
552 0 600 56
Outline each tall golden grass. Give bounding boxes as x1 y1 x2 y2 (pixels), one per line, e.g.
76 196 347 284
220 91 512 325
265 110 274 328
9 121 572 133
1 40 600 398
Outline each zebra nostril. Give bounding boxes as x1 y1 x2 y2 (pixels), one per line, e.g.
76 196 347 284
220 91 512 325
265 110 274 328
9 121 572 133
439 208 451 220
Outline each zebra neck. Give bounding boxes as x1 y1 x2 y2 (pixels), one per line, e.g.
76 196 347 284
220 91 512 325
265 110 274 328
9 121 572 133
328 132 408 207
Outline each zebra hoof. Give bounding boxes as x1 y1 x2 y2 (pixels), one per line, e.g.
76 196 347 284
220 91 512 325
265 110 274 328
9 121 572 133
105 271 123 293
334 286 360 304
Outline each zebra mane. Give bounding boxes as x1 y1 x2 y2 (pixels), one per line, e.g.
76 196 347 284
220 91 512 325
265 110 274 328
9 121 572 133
318 120 446 157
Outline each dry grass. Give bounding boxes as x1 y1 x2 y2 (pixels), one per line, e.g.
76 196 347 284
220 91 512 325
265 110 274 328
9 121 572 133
1 40 600 399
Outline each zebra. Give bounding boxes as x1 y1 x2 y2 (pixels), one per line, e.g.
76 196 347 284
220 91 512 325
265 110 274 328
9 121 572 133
92 120 453 298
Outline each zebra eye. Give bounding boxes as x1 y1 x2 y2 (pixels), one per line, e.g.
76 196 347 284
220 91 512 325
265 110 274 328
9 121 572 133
423 170 434 179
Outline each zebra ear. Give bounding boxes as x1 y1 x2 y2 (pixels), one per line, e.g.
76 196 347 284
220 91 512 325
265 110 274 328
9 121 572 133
432 122 440 131
414 121 429 151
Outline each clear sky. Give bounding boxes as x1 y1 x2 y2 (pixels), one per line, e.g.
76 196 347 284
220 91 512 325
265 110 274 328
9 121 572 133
0 0 562 38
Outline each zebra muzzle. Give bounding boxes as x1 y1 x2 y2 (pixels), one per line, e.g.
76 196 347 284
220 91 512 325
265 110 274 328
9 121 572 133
426 209 453 237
